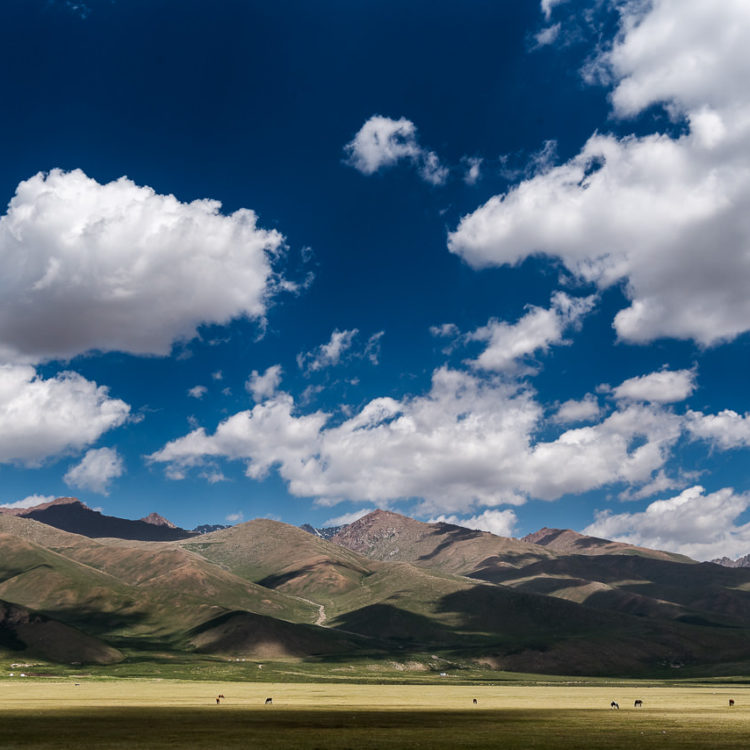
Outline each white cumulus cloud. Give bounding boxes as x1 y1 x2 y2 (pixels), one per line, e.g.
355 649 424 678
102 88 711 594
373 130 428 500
0 365 130 465
450 0 750 347
551 394 601 424
64 446 124 495
685 409 750 450
150 367 685 515
344 116 448 185
467 292 596 373
585 485 750 561
612 369 696 404
246 364 283 402
0 168 286 364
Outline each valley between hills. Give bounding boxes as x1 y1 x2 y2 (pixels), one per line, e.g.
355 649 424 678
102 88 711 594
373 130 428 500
2 498 750 679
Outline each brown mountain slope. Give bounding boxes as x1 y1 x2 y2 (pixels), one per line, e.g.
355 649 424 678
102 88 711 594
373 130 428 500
330 511 750 635
330 509 554 576
523 527 692 563
0 515 317 630
181 519 380 605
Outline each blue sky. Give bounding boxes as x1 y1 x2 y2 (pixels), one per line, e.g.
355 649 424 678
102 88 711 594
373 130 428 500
1 0 750 559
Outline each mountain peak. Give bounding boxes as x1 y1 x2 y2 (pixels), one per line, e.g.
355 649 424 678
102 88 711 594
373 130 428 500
13 498 194 542
522 527 574 546
140 512 177 529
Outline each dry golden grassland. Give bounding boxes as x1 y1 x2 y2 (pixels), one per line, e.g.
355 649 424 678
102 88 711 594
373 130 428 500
1 680 749 749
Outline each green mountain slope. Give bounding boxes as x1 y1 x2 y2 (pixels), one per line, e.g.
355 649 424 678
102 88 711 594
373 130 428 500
4 509 750 676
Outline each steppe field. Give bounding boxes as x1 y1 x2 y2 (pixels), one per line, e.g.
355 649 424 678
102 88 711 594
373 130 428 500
1 680 750 749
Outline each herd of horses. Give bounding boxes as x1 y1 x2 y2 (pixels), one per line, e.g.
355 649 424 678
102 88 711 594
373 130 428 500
610 701 643 709
212 695 737 708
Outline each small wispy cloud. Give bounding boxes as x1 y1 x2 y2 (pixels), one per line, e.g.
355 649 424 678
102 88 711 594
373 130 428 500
0 494 56 510
297 330 384 375
323 508 375 527
344 115 448 185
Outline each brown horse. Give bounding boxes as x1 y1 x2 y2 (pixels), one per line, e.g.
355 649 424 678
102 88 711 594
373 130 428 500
634 700 643 708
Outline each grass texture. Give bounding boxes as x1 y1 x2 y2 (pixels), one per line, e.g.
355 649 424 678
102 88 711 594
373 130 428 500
1 680 750 749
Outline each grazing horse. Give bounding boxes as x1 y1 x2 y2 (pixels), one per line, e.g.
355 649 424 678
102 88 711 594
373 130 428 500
265 697 273 705
634 700 643 708
216 697 220 704
472 699 477 705
610 701 619 710
730 699 735 707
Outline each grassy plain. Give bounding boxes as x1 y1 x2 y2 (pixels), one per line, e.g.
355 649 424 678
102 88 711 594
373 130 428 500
1 680 749 749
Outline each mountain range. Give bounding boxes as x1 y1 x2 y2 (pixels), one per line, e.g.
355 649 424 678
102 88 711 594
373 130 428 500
2 498 750 677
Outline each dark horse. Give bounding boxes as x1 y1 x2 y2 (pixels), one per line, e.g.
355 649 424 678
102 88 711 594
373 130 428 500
634 700 643 708
265 697 273 705
610 701 619 710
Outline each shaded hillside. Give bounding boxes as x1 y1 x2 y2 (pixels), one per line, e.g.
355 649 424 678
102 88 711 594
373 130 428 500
0 599 122 665
470 551 750 628
189 610 364 659
523 527 691 563
0 517 319 653
4 498 196 541
330 509 553 576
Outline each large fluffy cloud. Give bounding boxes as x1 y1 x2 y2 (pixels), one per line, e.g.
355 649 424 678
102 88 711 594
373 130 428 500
344 116 448 185
0 169 285 363
449 0 750 346
0 365 130 465
585 485 750 561
150 367 686 513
